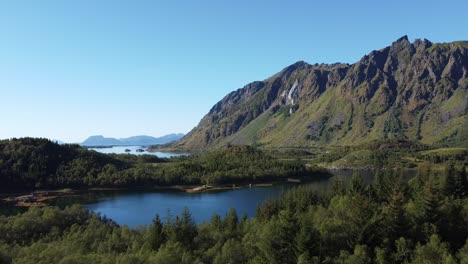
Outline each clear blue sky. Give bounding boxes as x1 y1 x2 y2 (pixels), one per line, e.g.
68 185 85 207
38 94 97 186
0 0 466 142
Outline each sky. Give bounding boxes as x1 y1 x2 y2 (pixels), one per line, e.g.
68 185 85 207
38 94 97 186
0 0 466 143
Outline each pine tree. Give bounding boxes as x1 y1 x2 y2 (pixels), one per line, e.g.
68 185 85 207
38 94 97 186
384 186 407 241
373 169 386 200
178 207 197 248
460 167 467 198
239 213 248 229
349 172 366 197
224 208 238 236
415 176 442 237
210 214 222 231
373 169 399 203
443 162 456 197
392 237 412 263
257 210 297 264
297 252 314 264
414 164 431 193
294 223 319 258
148 214 166 250
331 178 346 196
453 165 467 198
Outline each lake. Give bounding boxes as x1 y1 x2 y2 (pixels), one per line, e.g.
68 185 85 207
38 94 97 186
77 169 417 227
82 184 300 227
87 145 187 158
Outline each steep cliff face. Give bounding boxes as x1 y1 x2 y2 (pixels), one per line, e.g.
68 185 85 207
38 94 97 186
176 36 468 151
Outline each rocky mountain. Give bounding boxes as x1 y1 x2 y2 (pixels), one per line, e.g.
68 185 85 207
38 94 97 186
174 36 468 151
81 133 184 147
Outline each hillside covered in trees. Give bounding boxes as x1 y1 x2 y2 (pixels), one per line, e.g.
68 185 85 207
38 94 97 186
0 165 466 263
0 138 319 191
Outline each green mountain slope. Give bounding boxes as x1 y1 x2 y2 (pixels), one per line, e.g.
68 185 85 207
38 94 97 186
175 36 468 151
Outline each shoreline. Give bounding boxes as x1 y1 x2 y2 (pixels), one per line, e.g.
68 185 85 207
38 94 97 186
0 179 309 207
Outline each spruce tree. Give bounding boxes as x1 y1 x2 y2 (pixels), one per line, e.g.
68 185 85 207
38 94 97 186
373 170 398 203
210 214 222 231
257 210 297 264
414 164 431 193
443 162 456 197
224 208 238 236
384 186 407 241
349 172 366 197
415 176 442 237
460 167 467 198
453 165 467 198
294 223 319 258
148 214 166 250
178 207 197 248
331 178 346 196
373 169 385 200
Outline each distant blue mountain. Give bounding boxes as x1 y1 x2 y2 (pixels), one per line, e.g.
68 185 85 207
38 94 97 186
80 133 184 147
80 136 122 146
51 139 65 145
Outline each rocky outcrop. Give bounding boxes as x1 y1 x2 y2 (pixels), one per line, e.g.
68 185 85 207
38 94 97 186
175 37 468 151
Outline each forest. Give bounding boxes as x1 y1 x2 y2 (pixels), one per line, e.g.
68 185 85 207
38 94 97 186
0 164 466 263
0 138 467 263
0 138 320 191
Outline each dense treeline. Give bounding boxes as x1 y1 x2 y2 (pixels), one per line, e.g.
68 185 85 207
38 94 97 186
0 138 128 190
93 145 319 187
178 145 318 185
314 139 468 169
416 149 468 164
0 164 466 263
0 138 318 191
315 139 425 163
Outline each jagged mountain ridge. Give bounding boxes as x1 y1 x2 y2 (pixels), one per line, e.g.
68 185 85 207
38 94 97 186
175 36 468 151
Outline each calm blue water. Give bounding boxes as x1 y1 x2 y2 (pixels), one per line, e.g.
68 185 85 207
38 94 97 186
80 169 417 227
80 175 342 227
88 146 187 158
83 184 302 227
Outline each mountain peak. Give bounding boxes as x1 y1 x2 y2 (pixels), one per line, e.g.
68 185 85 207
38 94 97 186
394 35 409 43
174 37 468 151
291 60 307 67
275 61 310 79
413 38 433 50
89 135 104 139
390 35 412 50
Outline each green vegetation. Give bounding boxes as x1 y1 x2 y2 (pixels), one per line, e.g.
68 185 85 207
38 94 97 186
0 138 128 190
314 139 427 169
417 148 468 163
0 138 323 191
0 164 466 263
0 137 466 262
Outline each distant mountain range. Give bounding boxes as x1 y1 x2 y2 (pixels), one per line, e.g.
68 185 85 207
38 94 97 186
173 36 468 151
81 133 185 147
51 139 65 145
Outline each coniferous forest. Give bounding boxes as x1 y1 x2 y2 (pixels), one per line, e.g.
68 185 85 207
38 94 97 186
0 160 467 263
0 138 317 191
